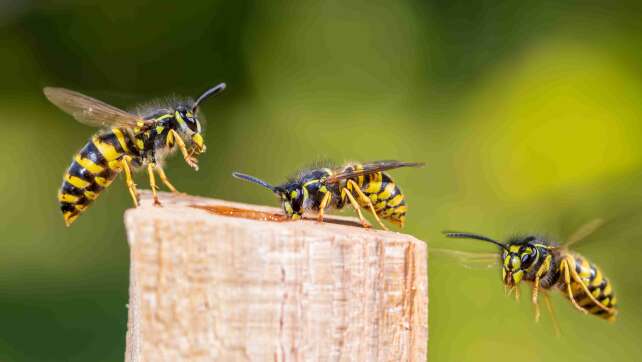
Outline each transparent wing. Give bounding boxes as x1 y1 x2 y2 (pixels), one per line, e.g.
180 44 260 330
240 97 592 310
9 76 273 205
429 248 499 270
326 160 424 184
44 87 146 128
563 218 606 249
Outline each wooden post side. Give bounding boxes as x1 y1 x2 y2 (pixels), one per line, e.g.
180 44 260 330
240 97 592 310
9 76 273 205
124 191 428 361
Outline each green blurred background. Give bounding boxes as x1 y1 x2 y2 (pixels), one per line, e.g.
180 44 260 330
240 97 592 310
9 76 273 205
1 0 641 361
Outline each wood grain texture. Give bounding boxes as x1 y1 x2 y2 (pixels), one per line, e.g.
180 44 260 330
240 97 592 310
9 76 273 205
124 191 428 362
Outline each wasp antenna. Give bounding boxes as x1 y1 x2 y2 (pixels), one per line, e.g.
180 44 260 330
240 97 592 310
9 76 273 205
193 83 226 111
232 172 277 193
407 161 426 167
443 231 508 250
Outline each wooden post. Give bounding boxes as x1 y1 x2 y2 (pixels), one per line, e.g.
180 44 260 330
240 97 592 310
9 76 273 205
124 191 428 361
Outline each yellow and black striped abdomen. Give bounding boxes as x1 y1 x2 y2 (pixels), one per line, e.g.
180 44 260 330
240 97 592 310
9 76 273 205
58 128 133 226
563 254 617 321
350 171 407 226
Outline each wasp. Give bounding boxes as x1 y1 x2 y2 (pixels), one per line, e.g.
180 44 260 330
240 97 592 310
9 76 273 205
443 219 617 327
45 83 226 226
232 160 424 230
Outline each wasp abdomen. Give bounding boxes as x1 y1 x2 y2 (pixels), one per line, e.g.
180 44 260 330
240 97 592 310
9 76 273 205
58 129 132 226
349 169 407 226
563 254 617 320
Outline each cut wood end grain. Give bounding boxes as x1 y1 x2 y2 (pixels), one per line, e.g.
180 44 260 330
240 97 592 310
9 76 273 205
124 191 428 362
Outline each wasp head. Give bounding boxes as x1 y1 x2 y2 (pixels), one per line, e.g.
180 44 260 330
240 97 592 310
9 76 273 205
232 172 305 219
275 184 305 219
173 106 206 153
174 83 226 154
501 236 541 287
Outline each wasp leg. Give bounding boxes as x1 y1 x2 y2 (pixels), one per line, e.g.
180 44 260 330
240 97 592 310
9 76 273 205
147 163 161 206
317 191 332 223
347 179 388 231
170 129 199 171
560 258 589 314
532 277 542 323
121 156 139 207
341 187 371 228
543 292 561 337
532 254 551 322
565 256 614 313
155 165 178 193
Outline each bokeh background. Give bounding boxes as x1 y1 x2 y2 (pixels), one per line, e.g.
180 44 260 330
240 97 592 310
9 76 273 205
1 0 641 361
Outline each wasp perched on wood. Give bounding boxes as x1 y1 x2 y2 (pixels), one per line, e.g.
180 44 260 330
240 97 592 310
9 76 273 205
442 219 617 328
46 83 226 226
232 160 424 230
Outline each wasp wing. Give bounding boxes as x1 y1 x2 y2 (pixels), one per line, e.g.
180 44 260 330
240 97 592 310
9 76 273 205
44 87 147 128
430 248 499 269
562 218 606 249
326 160 424 184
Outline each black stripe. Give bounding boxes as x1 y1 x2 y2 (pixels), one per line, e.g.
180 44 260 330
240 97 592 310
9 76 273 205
97 167 115 180
588 278 607 292
575 260 583 275
61 181 84 196
599 296 611 307
60 202 76 213
98 133 125 153
75 195 89 206
85 182 104 193
80 141 107 167
68 161 95 183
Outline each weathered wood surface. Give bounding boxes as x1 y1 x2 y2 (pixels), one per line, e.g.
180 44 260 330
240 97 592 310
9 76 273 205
124 191 428 361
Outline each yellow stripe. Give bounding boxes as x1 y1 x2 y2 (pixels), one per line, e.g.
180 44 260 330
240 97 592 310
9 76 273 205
388 194 404 207
364 180 381 194
175 111 187 127
112 128 130 153
84 191 98 200
59 193 79 203
66 174 90 189
378 183 396 200
63 212 79 225
74 155 103 174
92 137 121 161
95 177 109 187
136 139 144 150
603 283 612 295
156 125 165 134
588 305 604 314
75 204 87 211
393 205 408 214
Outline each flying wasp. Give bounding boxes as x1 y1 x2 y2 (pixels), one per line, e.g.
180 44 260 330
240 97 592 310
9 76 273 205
442 219 618 327
232 160 424 230
46 83 226 226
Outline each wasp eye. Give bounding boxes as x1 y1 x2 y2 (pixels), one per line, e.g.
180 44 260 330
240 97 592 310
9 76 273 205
520 253 533 267
186 118 199 132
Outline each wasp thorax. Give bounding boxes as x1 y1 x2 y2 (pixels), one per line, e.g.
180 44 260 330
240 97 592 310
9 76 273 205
501 241 538 286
